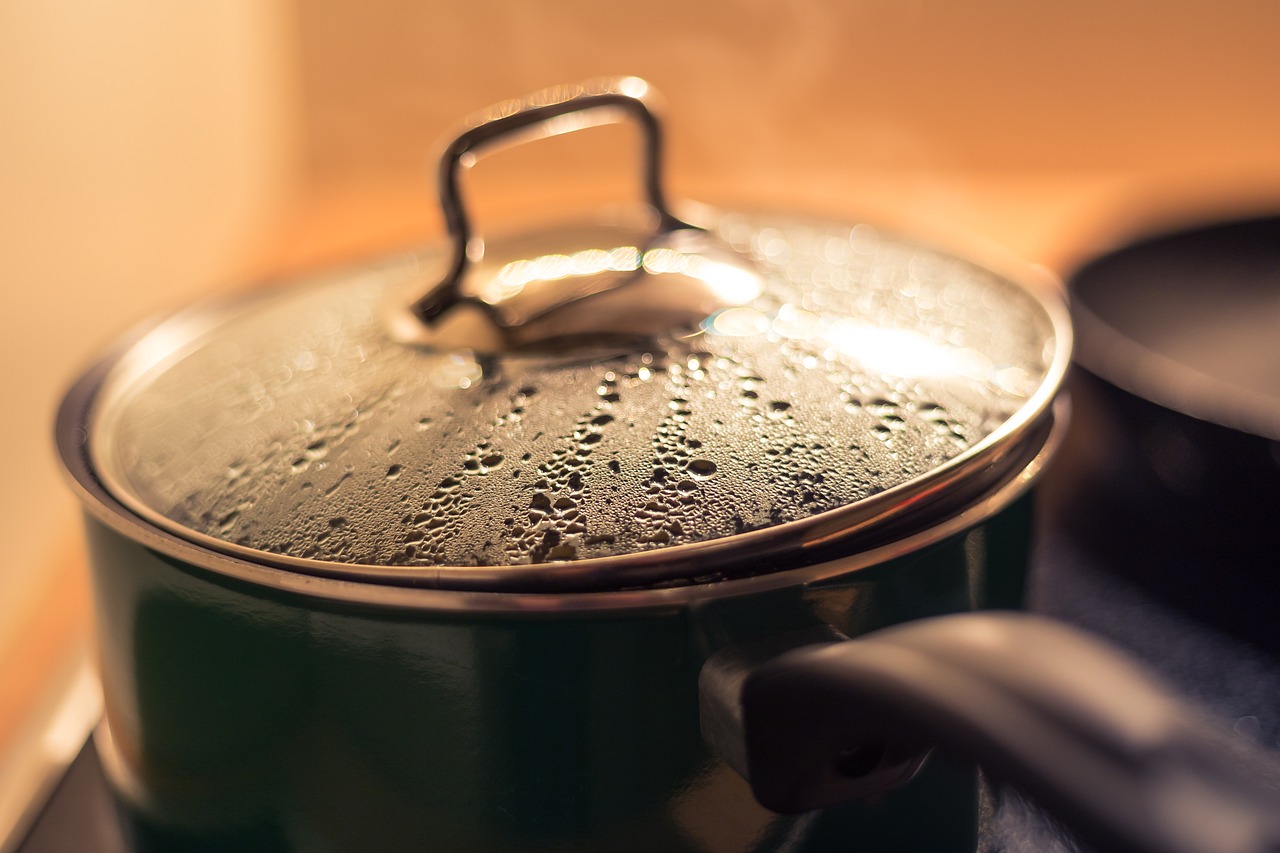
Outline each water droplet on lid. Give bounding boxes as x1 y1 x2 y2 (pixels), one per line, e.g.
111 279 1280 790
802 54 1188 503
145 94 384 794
704 306 770 337
1233 715 1261 740
850 222 878 253
323 472 353 496
687 459 718 478
993 365 1034 396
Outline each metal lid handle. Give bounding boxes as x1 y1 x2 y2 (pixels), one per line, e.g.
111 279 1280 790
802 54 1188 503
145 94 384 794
412 76 690 326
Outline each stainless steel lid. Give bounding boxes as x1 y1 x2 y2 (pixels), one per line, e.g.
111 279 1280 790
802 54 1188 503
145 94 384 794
81 78 1070 591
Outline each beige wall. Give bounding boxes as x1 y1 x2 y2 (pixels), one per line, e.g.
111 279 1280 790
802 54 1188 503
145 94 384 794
0 3 301 639
294 1 1280 192
277 1 1280 288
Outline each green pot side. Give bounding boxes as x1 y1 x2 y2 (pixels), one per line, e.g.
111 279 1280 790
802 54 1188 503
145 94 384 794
85 495 1031 852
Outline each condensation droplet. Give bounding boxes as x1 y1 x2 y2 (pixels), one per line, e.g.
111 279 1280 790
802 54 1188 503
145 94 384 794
687 459 718 479
1233 715 1262 740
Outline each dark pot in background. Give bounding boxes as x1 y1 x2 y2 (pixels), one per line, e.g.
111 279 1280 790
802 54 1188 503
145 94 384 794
1044 213 1280 653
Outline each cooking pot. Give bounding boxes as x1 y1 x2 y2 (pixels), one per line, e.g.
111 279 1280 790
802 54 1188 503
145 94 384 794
56 78 1278 853
1048 212 1280 653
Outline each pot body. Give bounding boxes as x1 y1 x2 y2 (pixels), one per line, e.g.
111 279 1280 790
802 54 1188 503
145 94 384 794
83 491 1033 852
1044 213 1280 653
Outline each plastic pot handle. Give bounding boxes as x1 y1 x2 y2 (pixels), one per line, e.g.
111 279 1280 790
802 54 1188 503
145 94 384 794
701 612 1280 853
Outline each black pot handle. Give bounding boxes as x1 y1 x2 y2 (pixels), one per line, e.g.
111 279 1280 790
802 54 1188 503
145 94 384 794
701 612 1280 853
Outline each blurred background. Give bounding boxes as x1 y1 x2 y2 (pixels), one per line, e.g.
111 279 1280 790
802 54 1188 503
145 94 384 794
3 0 1280 839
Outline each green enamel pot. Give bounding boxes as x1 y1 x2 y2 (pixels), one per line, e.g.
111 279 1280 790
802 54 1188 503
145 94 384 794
55 78 1094 852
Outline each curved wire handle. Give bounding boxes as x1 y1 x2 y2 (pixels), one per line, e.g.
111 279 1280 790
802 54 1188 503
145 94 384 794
412 76 693 326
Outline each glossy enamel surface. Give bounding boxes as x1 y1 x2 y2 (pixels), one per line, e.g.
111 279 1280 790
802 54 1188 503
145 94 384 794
85 492 1032 851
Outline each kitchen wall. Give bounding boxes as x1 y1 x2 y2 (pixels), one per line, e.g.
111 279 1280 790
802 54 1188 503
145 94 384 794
0 2 299 628
0 1 300 825
289 0 1280 243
